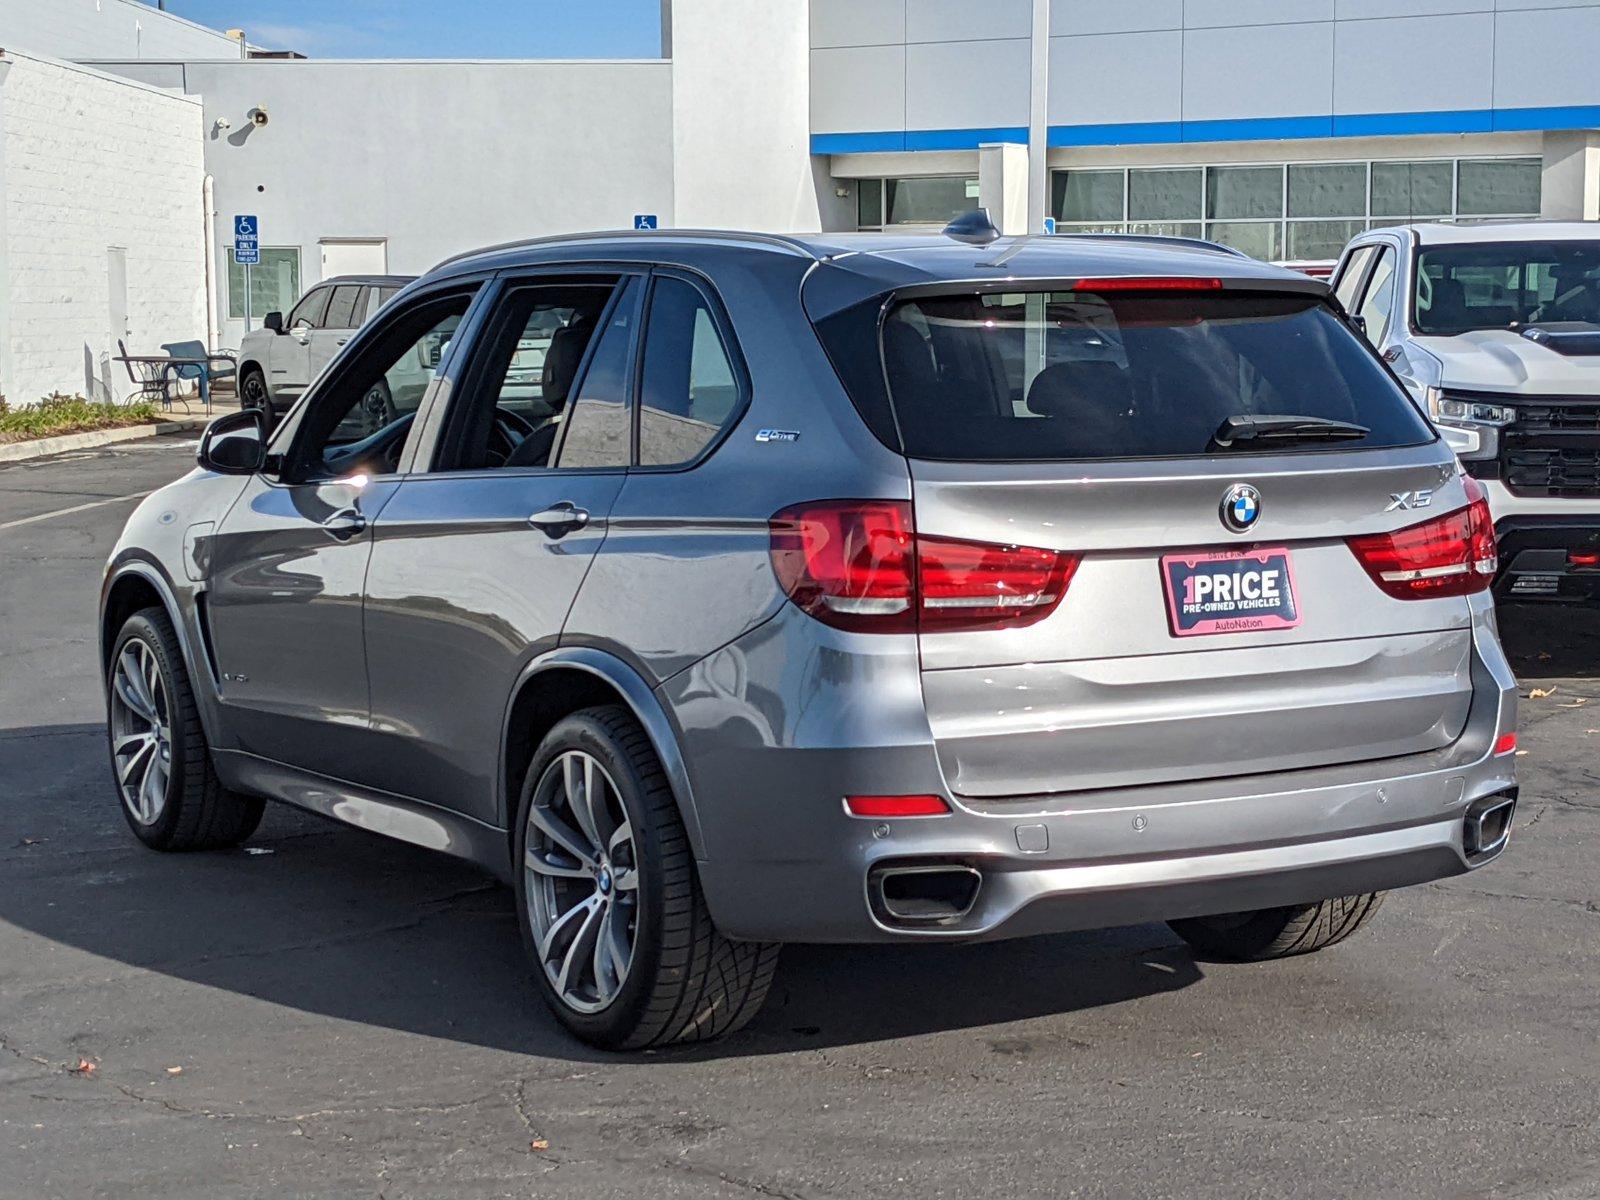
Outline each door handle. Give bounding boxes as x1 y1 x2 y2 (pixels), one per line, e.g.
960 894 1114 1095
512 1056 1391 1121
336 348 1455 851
321 508 366 540
528 502 590 539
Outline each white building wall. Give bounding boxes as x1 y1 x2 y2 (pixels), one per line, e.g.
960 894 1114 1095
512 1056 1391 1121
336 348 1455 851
0 0 243 61
668 0 841 231
0 51 205 405
141 59 677 346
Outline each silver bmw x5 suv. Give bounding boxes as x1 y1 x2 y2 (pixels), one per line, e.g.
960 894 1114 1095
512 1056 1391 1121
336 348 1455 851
100 224 1520 1049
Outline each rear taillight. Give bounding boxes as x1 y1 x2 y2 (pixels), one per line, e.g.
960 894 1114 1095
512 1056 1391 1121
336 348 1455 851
769 500 1077 634
1345 477 1497 600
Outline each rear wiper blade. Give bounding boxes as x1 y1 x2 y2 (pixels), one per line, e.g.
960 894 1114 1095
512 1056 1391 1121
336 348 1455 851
1209 413 1370 451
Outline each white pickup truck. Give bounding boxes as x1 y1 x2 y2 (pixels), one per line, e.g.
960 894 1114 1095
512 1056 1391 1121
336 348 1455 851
1331 221 1600 602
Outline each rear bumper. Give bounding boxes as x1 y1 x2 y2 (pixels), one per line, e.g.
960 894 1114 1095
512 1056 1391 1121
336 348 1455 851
1492 515 1600 602
666 598 1519 944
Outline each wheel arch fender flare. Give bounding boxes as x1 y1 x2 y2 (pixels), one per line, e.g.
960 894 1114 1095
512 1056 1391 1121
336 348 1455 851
101 557 216 738
499 646 707 862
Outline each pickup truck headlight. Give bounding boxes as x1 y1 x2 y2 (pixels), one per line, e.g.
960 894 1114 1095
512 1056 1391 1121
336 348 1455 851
1430 391 1516 426
1425 387 1513 461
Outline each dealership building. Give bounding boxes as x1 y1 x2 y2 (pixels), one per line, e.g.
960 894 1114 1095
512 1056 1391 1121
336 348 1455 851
3 0 1600 404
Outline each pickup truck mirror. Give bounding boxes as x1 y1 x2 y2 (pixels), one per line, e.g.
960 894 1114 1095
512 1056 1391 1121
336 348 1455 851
263 311 285 335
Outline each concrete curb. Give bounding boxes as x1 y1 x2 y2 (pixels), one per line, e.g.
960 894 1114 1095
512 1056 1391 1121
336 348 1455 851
0 415 209 465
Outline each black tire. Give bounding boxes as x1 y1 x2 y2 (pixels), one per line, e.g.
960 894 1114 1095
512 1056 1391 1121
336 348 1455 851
239 365 269 414
514 705 780 1050
360 380 396 433
1168 893 1386 961
106 607 265 851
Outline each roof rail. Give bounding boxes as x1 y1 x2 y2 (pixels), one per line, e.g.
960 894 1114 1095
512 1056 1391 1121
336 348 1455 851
432 227 821 272
1060 232 1250 259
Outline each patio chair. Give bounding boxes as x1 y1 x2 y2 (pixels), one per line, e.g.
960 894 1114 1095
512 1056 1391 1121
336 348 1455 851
161 340 237 413
115 340 177 409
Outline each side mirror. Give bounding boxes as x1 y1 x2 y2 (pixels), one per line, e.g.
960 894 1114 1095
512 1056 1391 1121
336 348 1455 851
1349 314 1369 338
197 408 268 475
263 311 285 334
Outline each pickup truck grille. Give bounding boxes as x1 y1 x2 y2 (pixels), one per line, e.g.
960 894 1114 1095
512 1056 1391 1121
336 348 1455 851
1496 395 1600 498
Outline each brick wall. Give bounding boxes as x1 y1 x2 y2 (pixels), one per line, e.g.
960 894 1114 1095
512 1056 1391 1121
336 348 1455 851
0 52 205 406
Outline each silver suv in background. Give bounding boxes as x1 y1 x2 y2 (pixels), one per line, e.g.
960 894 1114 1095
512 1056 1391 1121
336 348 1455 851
1332 222 1600 601
237 275 413 420
101 225 1519 1050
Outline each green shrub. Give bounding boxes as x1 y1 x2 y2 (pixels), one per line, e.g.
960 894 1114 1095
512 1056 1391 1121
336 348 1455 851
0 393 161 445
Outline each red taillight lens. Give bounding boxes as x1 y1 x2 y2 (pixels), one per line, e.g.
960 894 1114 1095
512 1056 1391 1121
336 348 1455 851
1345 480 1498 600
1493 732 1518 756
769 501 1077 633
844 794 950 818
768 500 916 633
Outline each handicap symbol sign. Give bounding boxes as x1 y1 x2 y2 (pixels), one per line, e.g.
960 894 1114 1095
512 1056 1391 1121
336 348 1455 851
633 214 658 231
234 215 258 241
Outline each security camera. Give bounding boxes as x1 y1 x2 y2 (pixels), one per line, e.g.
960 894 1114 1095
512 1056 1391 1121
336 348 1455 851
249 107 270 127
213 116 232 133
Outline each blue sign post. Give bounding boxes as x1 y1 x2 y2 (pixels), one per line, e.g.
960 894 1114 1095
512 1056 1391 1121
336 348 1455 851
633 214 659 231
234 215 260 330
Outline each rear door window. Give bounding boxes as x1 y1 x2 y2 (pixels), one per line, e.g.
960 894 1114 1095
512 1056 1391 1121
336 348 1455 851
1355 247 1398 344
869 288 1433 461
323 285 365 330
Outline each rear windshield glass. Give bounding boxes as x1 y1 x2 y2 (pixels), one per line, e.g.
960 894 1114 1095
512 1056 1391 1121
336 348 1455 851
851 290 1432 461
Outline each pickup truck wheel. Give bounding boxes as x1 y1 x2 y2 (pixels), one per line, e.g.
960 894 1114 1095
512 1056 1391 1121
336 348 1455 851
1168 893 1386 961
515 705 780 1050
107 608 265 851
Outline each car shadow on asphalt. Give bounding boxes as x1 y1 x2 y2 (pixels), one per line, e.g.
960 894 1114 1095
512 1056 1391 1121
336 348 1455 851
1 723 1202 1063
1499 603 1600 685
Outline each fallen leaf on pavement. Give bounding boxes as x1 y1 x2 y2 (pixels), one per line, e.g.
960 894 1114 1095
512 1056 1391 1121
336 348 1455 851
1528 687 1557 699
165 1066 182 1076
69 1059 97 1077
1560 698 1590 708
1516 750 1529 757
530 1139 550 1152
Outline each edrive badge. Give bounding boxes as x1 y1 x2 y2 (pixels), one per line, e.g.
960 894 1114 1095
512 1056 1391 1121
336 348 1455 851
1220 483 1261 533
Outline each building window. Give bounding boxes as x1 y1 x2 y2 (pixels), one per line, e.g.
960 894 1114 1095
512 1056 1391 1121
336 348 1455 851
228 247 301 320
855 176 979 228
1049 156 1541 261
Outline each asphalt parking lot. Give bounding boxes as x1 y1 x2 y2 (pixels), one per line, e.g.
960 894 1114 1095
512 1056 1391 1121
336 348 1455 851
2 434 1598 1200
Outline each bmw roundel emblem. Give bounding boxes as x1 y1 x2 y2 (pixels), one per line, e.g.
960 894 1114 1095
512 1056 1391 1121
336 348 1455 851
1220 483 1261 533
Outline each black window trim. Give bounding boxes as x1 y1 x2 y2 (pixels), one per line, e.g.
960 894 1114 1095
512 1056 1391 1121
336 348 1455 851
628 264 753 476
265 274 495 484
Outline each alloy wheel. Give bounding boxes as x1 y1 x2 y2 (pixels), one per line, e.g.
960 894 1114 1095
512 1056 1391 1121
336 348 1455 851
109 638 173 825
523 750 638 1014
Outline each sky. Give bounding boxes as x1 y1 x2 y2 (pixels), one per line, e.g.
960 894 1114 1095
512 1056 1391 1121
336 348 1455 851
145 0 664 59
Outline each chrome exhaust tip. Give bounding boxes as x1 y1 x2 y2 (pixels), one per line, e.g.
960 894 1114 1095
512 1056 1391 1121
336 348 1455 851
1464 789 1518 863
870 863 982 927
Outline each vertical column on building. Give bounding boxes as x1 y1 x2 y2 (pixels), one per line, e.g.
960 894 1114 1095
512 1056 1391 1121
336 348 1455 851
979 143 1030 234
1541 131 1600 221
1027 0 1051 235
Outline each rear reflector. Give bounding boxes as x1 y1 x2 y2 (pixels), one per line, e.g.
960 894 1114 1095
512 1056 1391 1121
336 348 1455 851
1570 551 1600 569
1069 276 1222 292
769 500 1077 634
1494 733 1518 756
1345 477 1497 600
845 794 950 818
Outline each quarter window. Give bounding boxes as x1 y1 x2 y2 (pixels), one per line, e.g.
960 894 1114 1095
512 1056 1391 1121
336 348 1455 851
636 277 741 467
1333 245 1377 313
